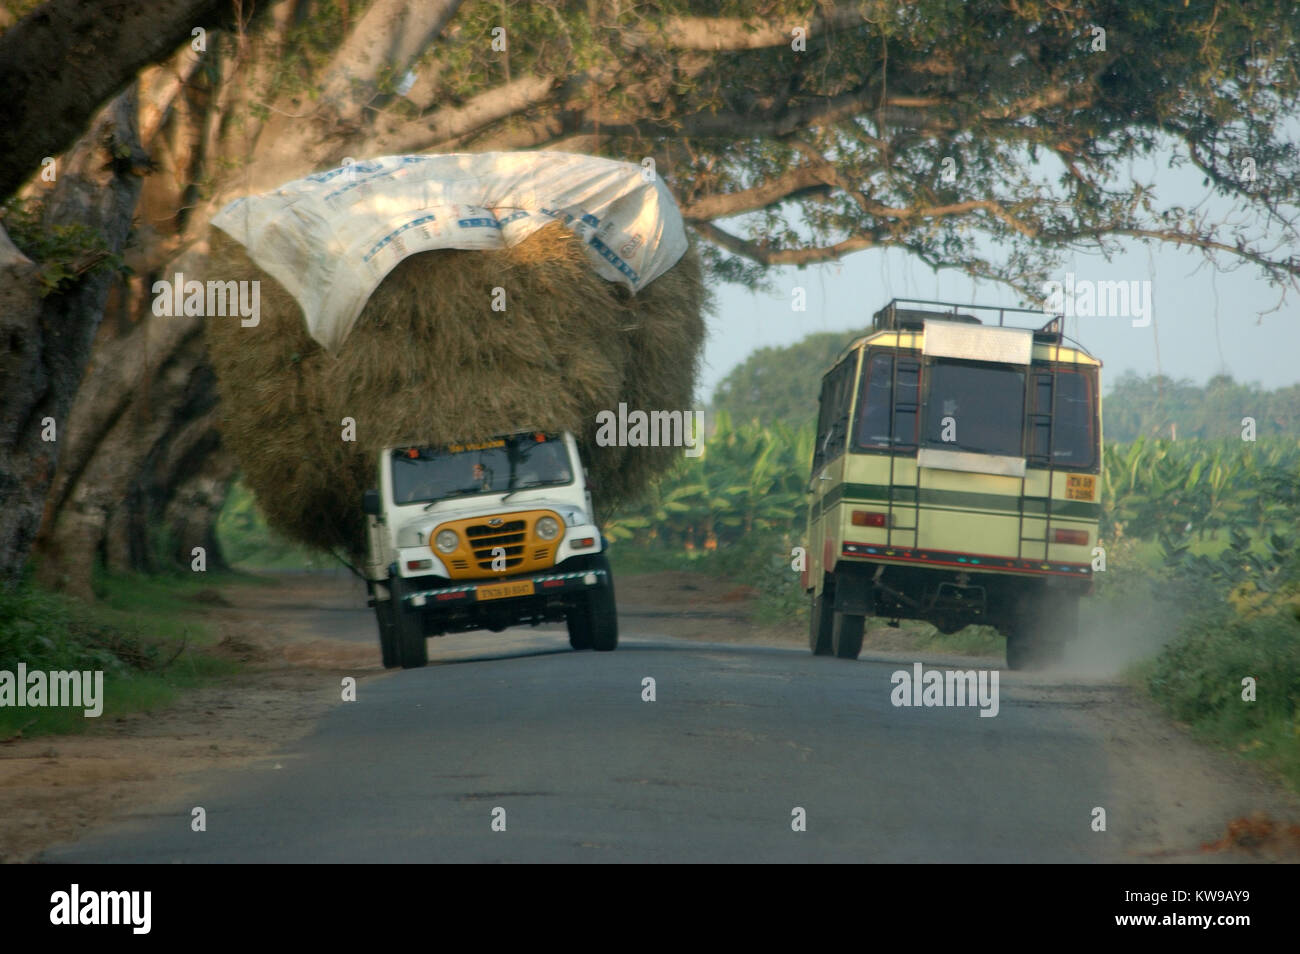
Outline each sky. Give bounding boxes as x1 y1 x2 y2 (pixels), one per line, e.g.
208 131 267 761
696 157 1300 400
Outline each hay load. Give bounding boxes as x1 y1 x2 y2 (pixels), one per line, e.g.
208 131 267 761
203 153 707 558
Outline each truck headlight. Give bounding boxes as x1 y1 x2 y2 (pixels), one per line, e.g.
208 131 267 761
535 516 561 540
435 529 459 553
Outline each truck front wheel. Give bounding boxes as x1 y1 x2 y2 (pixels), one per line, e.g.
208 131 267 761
374 600 399 669
391 577 429 669
566 602 594 650
568 556 618 652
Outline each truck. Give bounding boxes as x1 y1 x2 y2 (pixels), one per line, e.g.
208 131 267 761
803 299 1103 669
362 431 618 668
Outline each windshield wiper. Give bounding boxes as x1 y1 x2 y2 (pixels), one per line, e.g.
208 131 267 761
422 485 488 510
501 479 562 503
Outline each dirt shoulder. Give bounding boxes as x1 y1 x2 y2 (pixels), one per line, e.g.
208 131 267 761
0 572 381 864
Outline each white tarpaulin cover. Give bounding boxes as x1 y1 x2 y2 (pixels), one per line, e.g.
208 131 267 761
210 152 690 351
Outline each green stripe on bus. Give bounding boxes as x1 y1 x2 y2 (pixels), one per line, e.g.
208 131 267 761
820 482 1100 519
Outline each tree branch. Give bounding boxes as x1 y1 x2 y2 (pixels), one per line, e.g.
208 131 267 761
660 7 866 51
0 0 238 202
315 0 464 128
681 164 838 221
693 221 881 265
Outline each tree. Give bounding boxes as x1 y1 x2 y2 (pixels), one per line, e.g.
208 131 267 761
5 0 1300 592
712 329 868 429
0 0 239 202
0 90 148 590
1102 371 1300 443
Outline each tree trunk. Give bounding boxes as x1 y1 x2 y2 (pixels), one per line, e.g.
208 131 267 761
0 89 145 587
25 0 482 592
0 0 237 202
32 300 228 595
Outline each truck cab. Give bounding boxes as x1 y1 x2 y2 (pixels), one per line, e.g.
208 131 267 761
363 431 617 668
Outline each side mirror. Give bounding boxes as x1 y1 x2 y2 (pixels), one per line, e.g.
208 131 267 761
362 489 380 516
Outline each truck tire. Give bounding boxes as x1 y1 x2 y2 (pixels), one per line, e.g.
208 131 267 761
566 602 593 650
831 610 864 660
566 557 618 651
391 577 429 669
586 555 619 652
374 600 399 669
809 584 833 656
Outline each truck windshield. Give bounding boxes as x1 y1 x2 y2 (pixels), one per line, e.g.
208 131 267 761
922 360 1025 457
389 433 573 505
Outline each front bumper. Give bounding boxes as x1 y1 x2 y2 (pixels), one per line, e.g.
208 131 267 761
400 565 609 609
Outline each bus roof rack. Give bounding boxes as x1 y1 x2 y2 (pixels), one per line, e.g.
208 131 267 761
871 298 1065 340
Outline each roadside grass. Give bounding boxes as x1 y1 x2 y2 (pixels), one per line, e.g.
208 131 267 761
917 624 1004 656
0 568 251 739
1146 609 1300 791
1089 531 1300 793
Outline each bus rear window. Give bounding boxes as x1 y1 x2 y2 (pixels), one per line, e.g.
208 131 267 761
1029 369 1096 469
855 354 894 447
853 352 920 451
922 360 1025 457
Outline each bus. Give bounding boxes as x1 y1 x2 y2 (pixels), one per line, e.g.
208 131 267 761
803 298 1102 669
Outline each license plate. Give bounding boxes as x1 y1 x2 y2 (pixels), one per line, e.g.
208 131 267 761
1065 475 1096 500
476 580 535 601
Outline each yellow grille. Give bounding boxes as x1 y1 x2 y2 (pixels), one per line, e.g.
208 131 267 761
466 519 526 570
436 510 561 580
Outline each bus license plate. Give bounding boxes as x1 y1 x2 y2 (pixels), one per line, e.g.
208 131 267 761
477 580 535 601
1066 475 1096 500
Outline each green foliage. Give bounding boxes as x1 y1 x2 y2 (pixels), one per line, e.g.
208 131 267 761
0 584 127 675
0 198 125 296
711 329 869 429
0 570 241 738
604 411 813 551
213 0 1300 294
263 0 355 102
1102 436 1300 541
1104 370 1300 442
215 479 330 570
1147 608 1300 788
1098 517 1300 787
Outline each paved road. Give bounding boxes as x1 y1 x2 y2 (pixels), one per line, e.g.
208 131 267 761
45 614 1118 862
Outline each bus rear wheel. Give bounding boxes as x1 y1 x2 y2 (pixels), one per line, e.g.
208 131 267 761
809 585 834 656
832 611 864 660
1003 592 1075 670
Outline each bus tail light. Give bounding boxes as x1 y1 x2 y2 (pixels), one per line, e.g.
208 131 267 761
1053 529 1089 545
852 510 889 528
